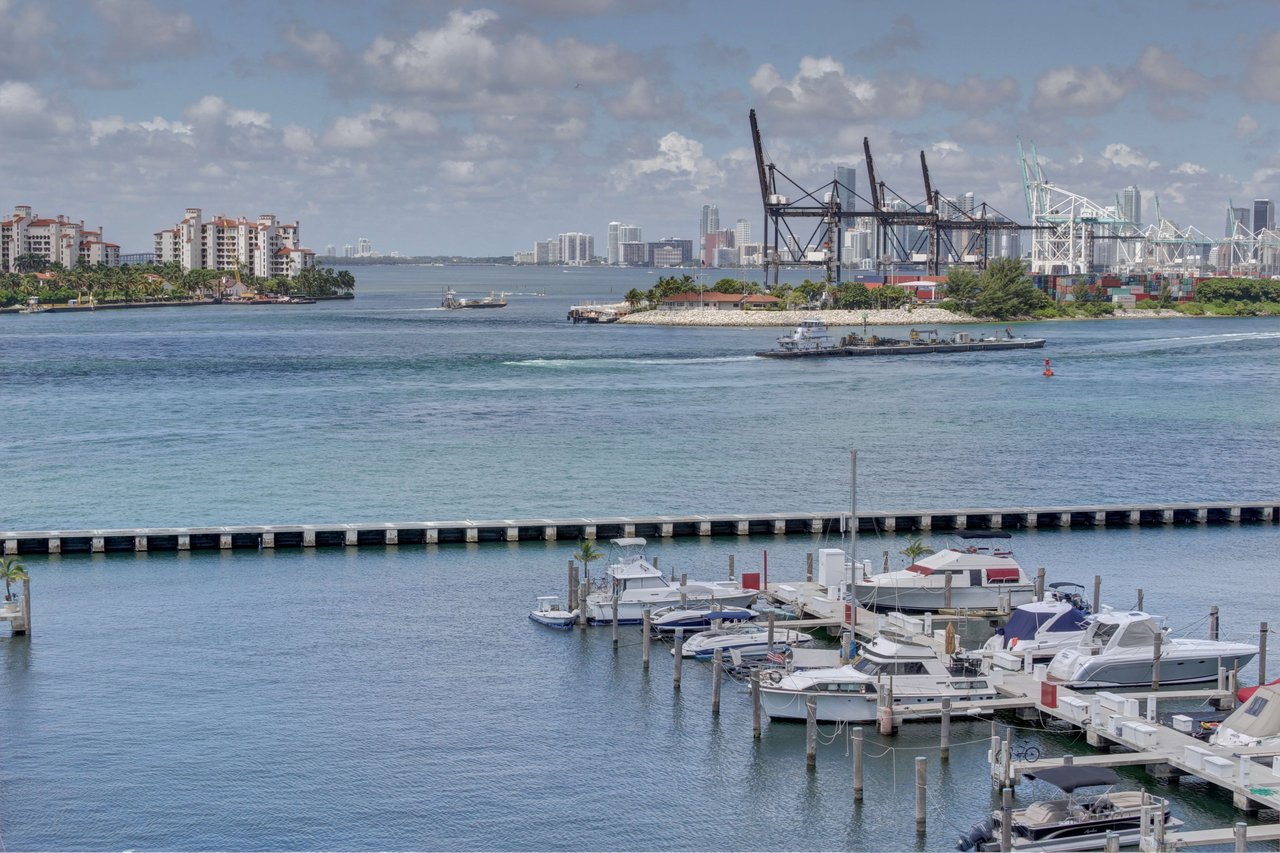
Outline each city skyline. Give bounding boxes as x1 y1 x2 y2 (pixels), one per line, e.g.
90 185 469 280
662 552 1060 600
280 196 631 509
0 2 1277 256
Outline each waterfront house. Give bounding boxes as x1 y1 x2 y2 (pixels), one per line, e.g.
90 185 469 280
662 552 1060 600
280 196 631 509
660 291 782 310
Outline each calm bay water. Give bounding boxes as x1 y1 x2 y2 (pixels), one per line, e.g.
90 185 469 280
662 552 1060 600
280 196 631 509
2 265 1279 850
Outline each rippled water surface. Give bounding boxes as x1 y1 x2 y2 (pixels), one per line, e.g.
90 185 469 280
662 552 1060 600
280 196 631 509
2 266 1278 850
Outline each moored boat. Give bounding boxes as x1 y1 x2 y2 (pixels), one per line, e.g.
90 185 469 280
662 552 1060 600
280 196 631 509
649 601 755 633
676 623 815 658
582 538 757 624
957 766 1181 851
529 595 577 629
855 532 1035 613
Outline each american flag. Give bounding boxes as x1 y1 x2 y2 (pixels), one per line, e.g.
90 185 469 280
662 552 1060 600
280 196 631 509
766 650 786 665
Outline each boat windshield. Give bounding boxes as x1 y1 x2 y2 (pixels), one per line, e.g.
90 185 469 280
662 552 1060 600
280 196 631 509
1086 621 1121 645
851 656 881 675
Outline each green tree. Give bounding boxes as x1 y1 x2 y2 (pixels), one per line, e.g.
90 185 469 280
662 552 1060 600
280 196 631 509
1 556 27 601
941 267 980 314
623 288 646 308
12 253 47 273
573 539 603 585
899 538 931 565
974 257 1049 319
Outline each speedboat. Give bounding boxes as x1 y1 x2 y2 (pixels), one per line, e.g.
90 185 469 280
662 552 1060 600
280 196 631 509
855 532 1035 613
528 596 577 629
981 589 1092 663
1211 683 1280 749
759 632 996 723
650 601 755 633
1046 610 1257 688
582 538 757 625
676 623 815 658
957 766 1181 851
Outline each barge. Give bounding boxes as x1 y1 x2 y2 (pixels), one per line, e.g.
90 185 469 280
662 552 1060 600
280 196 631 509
756 319 1045 358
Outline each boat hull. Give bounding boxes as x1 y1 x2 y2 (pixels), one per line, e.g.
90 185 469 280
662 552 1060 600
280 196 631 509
585 589 757 625
856 582 1036 613
761 684 998 723
1048 647 1257 688
758 338 1046 358
529 612 576 630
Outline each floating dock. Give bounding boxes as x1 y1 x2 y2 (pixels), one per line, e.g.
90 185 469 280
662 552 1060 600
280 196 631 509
2 500 1277 555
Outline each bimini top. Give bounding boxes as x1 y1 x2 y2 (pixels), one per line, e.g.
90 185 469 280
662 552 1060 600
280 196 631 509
1022 766 1121 792
610 537 646 548
957 530 1012 540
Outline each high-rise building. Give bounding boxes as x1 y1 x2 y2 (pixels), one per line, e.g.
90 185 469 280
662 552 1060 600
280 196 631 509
357 237 372 257
699 204 719 252
619 224 641 245
647 238 692 267
834 166 856 216
1121 186 1142 227
153 209 314 278
324 244 336 257
734 218 751 251
558 232 593 265
606 221 621 265
1 205 120 270
1227 207 1250 237
1254 199 1274 235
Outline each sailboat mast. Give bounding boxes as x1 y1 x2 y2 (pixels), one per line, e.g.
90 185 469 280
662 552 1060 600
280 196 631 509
849 449 857 563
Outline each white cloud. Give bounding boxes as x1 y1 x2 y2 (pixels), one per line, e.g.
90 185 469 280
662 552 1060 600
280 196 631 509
1236 114 1259 137
1101 143 1158 169
618 131 724 193
1136 45 1212 94
1172 162 1207 176
0 81 74 135
1033 66 1126 115
320 104 441 149
92 0 201 61
1243 31 1280 102
281 125 316 153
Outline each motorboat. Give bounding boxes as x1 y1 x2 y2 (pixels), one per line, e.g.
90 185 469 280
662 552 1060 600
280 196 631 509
854 532 1035 613
957 766 1181 851
1046 610 1258 688
582 538 757 625
528 596 577 630
759 632 996 723
980 587 1092 663
676 623 815 658
649 601 755 633
1211 683 1280 749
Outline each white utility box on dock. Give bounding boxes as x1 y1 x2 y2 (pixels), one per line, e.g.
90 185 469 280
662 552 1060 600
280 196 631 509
1058 696 1090 724
991 651 1021 672
1184 744 1213 770
1202 755 1235 780
1172 714 1194 733
1124 722 1159 749
818 549 847 591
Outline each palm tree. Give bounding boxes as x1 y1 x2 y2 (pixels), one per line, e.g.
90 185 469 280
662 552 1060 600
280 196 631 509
1 556 27 601
899 538 932 566
573 539 603 587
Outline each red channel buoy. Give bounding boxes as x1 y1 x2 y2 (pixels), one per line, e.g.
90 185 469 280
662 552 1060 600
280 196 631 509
1042 358 1054 378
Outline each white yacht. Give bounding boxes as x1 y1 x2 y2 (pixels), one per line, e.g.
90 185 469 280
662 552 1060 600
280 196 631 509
528 596 577 630
649 602 755 633
979 590 1092 663
1046 610 1258 688
855 532 1035 613
759 632 996 723
582 538 757 625
676 624 814 659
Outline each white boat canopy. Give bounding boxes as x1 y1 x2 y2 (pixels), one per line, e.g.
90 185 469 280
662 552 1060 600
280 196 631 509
611 537 646 547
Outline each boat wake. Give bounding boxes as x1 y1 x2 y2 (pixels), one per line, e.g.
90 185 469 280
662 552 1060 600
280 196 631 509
504 355 757 368
1106 330 1280 350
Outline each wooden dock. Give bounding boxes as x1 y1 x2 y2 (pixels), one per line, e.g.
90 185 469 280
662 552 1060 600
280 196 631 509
6 500 1272 555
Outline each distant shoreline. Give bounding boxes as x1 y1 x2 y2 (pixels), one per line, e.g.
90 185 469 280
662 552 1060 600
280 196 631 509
0 294 354 315
616 306 1202 326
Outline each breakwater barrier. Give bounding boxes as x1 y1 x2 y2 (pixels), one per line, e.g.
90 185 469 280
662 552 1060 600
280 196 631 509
2 500 1277 555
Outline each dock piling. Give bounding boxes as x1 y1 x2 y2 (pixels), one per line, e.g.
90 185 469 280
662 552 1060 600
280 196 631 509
850 727 865 804
728 554 734 582
1152 630 1162 690
1234 821 1247 853
915 756 927 831
673 630 684 691
751 671 762 739
1035 566 1045 601
711 647 722 716
767 612 776 652
642 609 651 671
1136 587 1144 611
806 552 813 583
611 597 619 649
1103 830 1119 852
1093 574 1102 614
1260 621 1268 684
805 697 817 771
944 573 953 609
567 561 578 611
679 573 687 607
1000 788 1013 852
940 697 951 761
1210 605 1220 641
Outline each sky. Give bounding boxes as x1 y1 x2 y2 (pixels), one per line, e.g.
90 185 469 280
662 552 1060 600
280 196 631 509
2 0 1278 257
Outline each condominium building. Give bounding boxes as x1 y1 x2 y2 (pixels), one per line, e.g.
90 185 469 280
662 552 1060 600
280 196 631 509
0 205 120 271
1121 186 1142 227
558 232 594 265
648 238 693 267
153 208 315 278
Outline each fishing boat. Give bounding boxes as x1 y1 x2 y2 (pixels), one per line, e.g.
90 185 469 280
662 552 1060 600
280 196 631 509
649 602 755 633
854 532 1035 613
677 623 814 659
1046 610 1258 688
957 766 1181 852
758 632 995 723
529 595 577 629
442 288 507 309
582 538 757 624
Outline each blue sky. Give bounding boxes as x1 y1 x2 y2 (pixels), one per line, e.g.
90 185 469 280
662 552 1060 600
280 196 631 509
1 0 1277 256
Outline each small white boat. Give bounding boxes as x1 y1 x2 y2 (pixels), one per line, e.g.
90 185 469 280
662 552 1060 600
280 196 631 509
1046 610 1257 688
760 632 996 723
649 601 755 633
855 532 1035 613
677 624 814 658
583 538 756 624
979 588 1092 663
957 766 1181 851
529 596 577 629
